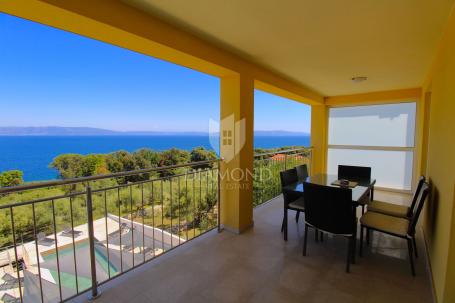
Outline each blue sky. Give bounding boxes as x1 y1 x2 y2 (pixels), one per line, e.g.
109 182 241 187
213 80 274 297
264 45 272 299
0 13 311 133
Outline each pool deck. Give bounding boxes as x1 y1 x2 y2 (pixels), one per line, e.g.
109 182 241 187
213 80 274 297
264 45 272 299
18 214 183 266
0 214 185 302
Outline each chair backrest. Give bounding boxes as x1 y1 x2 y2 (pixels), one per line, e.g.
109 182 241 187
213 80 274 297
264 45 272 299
338 165 371 183
296 164 309 182
280 169 300 204
280 168 298 187
407 175 426 217
303 182 355 235
408 182 430 236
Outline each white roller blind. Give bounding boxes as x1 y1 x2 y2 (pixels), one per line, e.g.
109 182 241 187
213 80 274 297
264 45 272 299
327 148 414 190
327 102 416 190
328 103 416 147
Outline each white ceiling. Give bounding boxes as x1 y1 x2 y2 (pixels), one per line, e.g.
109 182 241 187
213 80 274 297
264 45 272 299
123 0 454 96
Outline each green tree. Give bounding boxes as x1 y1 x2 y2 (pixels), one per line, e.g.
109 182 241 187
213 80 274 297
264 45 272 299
134 148 160 167
105 152 124 173
106 150 151 183
190 147 217 169
83 154 108 176
159 148 190 177
0 170 23 187
50 154 85 179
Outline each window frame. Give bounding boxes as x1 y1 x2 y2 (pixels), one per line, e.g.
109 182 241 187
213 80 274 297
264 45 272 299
326 101 418 193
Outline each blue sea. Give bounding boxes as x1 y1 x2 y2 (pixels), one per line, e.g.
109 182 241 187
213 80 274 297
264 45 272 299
0 135 310 181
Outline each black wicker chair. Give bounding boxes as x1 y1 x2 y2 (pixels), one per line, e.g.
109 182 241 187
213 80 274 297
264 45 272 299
302 182 357 272
280 168 305 241
296 164 309 182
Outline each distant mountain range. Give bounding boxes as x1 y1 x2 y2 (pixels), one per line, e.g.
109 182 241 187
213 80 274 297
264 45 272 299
0 127 310 137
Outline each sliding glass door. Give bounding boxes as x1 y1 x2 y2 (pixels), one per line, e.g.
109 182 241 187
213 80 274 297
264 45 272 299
327 102 416 191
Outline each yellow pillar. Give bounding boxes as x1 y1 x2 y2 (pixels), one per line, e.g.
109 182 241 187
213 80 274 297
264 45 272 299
219 74 254 233
310 104 328 175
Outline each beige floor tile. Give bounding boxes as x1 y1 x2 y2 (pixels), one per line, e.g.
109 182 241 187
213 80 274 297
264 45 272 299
88 191 433 303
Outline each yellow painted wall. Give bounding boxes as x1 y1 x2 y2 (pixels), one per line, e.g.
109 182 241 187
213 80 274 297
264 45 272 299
421 4 455 303
419 92 432 176
310 105 328 175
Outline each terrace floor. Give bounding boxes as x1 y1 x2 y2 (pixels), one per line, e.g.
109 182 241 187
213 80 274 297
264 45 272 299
88 190 434 303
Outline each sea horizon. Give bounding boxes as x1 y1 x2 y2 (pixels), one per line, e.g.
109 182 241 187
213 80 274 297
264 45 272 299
0 134 310 181
0 126 310 137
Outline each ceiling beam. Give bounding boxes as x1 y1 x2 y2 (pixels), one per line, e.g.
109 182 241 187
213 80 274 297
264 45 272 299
325 88 422 107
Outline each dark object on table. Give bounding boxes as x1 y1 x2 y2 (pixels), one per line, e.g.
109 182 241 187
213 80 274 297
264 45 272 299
331 179 358 188
339 179 350 186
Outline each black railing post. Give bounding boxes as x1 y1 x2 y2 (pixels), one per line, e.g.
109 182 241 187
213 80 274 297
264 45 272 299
86 186 100 300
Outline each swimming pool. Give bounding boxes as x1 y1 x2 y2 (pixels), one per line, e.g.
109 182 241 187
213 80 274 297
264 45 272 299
42 241 118 291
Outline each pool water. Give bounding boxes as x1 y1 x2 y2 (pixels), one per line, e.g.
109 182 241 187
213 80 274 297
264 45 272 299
48 271 92 291
42 241 118 290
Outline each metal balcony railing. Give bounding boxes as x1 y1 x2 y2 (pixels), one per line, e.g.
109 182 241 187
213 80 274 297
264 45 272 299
253 148 312 207
0 148 312 302
0 159 220 303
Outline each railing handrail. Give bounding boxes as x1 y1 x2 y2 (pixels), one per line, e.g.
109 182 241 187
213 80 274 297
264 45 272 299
1 147 312 194
0 158 223 303
0 158 221 194
254 147 312 158
0 166 221 210
0 190 86 210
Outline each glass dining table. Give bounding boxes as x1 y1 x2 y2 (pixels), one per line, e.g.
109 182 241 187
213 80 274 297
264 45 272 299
283 173 376 207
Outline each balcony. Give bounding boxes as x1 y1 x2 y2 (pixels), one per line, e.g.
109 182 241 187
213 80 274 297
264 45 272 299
92 192 433 303
0 149 433 303
1 1 455 303
0 149 312 302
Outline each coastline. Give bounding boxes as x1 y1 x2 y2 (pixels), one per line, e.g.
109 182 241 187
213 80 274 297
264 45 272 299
0 135 310 181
